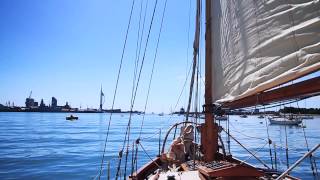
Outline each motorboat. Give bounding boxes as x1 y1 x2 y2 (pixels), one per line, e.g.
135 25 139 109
66 115 78 120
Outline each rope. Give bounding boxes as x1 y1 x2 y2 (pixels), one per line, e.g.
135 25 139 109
222 127 271 169
284 123 289 169
133 0 146 88
240 141 268 166
131 142 135 177
184 0 192 107
227 115 231 154
229 121 268 142
115 0 159 178
264 106 274 169
97 0 135 179
138 0 168 138
185 0 201 122
139 143 161 168
296 101 318 177
274 142 278 170
140 131 159 141
132 0 148 93
172 63 193 113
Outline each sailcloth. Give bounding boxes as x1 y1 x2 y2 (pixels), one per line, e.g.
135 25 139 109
210 0 320 103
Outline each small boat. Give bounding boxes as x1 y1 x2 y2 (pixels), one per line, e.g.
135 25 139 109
239 114 247 118
268 116 302 125
158 113 164 116
66 115 78 120
258 115 264 119
215 115 227 121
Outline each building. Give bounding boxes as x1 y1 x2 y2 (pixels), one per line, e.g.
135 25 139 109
64 102 71 109
25 98 38 108
51 97 57 108
40 99 45 107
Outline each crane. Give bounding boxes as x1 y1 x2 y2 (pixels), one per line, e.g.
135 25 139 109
29 91 32 99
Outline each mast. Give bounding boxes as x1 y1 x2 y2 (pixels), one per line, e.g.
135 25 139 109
201 0 218 162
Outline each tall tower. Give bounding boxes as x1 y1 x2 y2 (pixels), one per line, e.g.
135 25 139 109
99 85 104 112
51 97 57 108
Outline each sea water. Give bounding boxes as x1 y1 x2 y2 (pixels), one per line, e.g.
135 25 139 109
0 112 319 179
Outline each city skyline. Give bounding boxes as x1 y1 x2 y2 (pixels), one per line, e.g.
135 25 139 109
1 0 319 113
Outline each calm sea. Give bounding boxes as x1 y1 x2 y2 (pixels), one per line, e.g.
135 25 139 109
0 112 319 179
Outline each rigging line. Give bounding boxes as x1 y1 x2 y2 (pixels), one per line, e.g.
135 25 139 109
173 63 193 113
130 142 135 177
185 0 201 122
227 115 231 154
131 0 145 107
228 121 268 142
222 127 271 169
132 0 148 102
116 0 159 178
133 143 138 177
264 105 274 169
123 141 130 179
134 0 144 73
139 143 161 168
284 122 289 169
192 41 201 166
134 0 149 89
138 0 168 138
140 130 159 141
296 101 318 177
124 0 159 162
97 0 136 179
240 141 268 166
122 2 147 178
184 0 192 107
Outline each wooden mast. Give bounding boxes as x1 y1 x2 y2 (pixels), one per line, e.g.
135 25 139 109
202 0 218 162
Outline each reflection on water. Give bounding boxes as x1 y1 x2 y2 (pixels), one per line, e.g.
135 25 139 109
0 112 319 179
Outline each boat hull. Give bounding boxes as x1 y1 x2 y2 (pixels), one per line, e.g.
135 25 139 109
66 117 78 120
269 117 302 125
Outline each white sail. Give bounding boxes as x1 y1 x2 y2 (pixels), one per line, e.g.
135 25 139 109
210 0 320 103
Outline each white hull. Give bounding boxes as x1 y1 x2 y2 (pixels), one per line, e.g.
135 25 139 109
268 117 302 125
215 116 227 121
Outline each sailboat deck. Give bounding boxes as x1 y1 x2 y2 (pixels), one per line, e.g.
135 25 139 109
148 171 201 180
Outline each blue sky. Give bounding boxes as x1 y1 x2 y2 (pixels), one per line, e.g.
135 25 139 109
0 0 319 113
0 0 199 113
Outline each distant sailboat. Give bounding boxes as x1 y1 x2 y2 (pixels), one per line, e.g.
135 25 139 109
269 115 302 126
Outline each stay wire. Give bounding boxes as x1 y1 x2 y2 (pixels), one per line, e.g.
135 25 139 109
138 0 168 138
296 101 318 177
97 0 135 179
132 0 148 99
185 0 201 122
124 1 147 179
184 0 192 106
139 143 161 168
115 0 159 178
264 105 274 169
